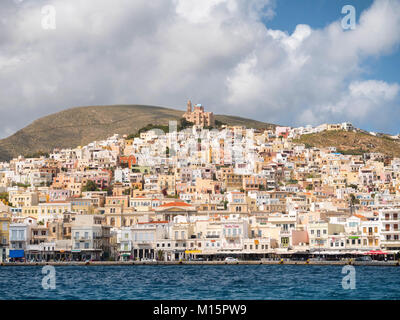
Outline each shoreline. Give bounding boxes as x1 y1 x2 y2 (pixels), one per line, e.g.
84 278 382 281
1 260 399 267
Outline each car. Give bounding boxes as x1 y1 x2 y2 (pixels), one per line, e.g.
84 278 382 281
309 257 325 261
224 257 238 262
355 256 372 262
141 258 156 262
190 257 204 261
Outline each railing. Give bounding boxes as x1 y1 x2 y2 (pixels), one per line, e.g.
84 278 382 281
206 235 220 239
224 234 240 239
74 236 90 241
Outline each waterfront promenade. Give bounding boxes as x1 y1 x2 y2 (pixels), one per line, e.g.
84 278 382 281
1 260 399 267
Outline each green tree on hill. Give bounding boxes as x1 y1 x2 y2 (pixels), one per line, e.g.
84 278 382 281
82 180 99 192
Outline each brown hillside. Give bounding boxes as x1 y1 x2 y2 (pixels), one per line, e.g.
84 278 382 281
0 104 276 161
293 130 400 157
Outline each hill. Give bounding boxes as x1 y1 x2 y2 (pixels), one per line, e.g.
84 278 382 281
292 130 400 157
0 104 276 161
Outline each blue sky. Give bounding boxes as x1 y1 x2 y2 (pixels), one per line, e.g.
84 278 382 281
266 0 374 32
265 0 400 86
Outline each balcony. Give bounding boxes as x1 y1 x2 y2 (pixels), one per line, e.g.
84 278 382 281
134 240 153 244
74 236 90 241
383 216 399 222
224 234 240 239
206 235 220 239
381 229 400 233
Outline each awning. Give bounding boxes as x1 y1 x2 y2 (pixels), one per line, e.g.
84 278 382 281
185 250 202 254
364 250 387 255
9 250 24 258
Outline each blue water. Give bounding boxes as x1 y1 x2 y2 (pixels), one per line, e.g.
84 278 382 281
0 265 399 300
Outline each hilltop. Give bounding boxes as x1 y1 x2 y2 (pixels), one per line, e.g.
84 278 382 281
292 130 400 157
0 104 276 161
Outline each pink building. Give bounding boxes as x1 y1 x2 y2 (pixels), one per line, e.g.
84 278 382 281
275 126 291 138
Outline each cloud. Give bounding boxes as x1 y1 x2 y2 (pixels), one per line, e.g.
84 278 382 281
300 80 400 124
0 0 399 139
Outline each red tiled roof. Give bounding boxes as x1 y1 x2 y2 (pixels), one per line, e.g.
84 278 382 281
138 220 169 224
159 201 191 207
354 214 367 221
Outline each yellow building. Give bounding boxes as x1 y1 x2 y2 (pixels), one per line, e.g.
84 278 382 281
0 213 10 262
9 191 39 207
22 206 39 218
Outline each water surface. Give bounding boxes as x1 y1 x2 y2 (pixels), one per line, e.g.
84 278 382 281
0 265 399 299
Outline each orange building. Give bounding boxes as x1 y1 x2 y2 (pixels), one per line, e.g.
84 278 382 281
119 155 137 169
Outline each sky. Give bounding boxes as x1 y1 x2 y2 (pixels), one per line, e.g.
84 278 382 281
0 0 400 138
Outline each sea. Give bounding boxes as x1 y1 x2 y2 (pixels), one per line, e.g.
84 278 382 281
0 265 399 300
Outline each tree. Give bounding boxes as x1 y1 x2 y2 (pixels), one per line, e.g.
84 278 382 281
157 250 164 261
215 119 226 127
178 118 192 130
82 180 99 192
0 192 9 206
350 194 360 205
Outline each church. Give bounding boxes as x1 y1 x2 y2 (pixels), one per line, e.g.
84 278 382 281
182 100 215 127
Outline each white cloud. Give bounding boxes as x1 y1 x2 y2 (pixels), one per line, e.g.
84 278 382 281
303 80 400 124
0 0 399 138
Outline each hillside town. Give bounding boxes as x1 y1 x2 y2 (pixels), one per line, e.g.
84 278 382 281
1 102 400 263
